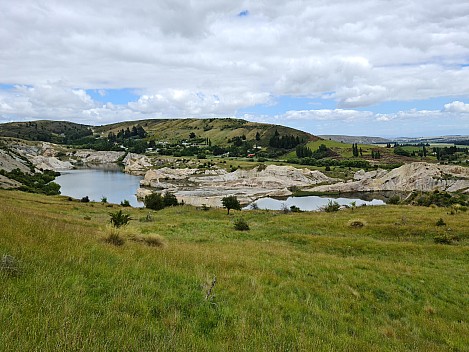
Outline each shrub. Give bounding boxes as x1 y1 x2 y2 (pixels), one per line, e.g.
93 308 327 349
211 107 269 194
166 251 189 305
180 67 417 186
144 193 165 210
80 196 90 203
101 196 107 203
201 204 210 211
1 254 20 277
387 195 401 204
163 192 178 207
433 234 452 244
234 218 250 231
139 212 154 222
249 202 259 210
132 234 166 247
290 205 301 212
349 220 365 228
120 199 131 207
109 210 131 228
105 232 125 246
323 200 340 212
281 203 290 213
436 218 446 227
222 195 241 214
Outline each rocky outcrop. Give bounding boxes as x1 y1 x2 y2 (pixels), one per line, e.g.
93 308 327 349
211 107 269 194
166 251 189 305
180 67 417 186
71 150 125 165
30 156 73 170
308 162 469 193
123 153 153 175
138 165 336 206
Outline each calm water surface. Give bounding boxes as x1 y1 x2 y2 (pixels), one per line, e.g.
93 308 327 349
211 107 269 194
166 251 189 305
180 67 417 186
55 168 143 207
245 195 385 211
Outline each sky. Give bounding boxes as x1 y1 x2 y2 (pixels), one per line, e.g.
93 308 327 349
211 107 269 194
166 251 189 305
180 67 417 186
1 0 469 137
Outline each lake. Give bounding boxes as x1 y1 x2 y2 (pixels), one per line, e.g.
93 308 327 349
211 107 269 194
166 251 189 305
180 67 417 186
245 195 385 211
55 168 144 207
55 168 387 210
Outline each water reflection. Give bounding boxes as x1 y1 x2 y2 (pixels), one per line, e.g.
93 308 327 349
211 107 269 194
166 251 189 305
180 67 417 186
245 195 385 211
55 168 143 207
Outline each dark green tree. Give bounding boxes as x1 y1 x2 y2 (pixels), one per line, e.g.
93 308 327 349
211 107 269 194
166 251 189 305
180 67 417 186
222 195 242 215
144 193 165 210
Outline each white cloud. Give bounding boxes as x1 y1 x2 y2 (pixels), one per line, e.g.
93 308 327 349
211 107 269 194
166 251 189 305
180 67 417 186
444 101 469 113
282 109 373 121
1 0 468 113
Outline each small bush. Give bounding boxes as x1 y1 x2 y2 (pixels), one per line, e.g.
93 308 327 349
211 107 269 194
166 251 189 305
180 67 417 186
120 199 131 207
1 254 20 277
281 203 290 214
139 212 154 222
163 192 178 207
290 205 301 212
436 218 446 227
83 216 91 220
80 196 90 203
144 193 165 210
201 204 210 211
349 220 365 228
132 234 166 247
387 195 400 205
323 200 340 212
249 202 259 210
109 210 131 228
101 196 107 203
105 232 125 246
234 218 250 231
433 234 452 244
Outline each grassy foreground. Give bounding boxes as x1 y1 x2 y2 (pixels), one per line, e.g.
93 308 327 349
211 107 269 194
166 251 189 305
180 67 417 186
1 191 468 351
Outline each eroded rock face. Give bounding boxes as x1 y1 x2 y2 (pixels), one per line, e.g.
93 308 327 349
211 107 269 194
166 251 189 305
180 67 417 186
138 165 336 206
123 153 152 175
308 162 469 193
71 150 125 165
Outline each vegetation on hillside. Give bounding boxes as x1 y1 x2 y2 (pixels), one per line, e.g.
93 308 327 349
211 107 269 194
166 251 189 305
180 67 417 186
0 120 92 143
1 190 468 351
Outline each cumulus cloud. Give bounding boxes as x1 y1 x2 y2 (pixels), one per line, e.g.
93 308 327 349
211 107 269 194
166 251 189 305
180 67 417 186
444 101 469 113
1 1 469 104
1 0 469 131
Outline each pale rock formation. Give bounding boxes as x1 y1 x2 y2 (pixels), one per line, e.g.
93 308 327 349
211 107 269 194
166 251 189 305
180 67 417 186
138 165 336 206
123 153 152 175
309 162 469 193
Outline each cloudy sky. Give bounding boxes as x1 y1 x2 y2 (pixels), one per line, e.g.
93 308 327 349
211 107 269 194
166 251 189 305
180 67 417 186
1 0 469 137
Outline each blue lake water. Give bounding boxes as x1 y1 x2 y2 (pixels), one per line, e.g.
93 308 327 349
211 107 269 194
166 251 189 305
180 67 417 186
55 168 144 207
245 196 385 211
55 168 387 210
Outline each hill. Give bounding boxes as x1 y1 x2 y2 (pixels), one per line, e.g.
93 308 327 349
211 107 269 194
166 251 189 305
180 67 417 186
1 190 468 350
319 135 391 144
0 120 93 144
93 118 318 147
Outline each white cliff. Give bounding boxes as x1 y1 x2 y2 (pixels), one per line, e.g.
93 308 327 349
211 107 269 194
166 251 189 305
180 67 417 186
308 162 469 193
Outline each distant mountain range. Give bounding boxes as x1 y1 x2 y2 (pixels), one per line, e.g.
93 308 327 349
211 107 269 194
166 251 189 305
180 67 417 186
320 134 469 145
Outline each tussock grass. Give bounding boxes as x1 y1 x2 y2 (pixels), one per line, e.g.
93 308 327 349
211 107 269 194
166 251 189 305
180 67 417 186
0 190 468 351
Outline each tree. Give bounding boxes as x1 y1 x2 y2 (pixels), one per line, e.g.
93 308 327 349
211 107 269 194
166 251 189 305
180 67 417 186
255 132 261 141
144 193 165 210
222 195 241 214
163 192 178 207
189 132 196 139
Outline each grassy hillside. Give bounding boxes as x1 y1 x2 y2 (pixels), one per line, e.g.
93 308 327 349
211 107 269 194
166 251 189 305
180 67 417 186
285 139 433 165
1 190 468 351
0 120 92 143
94 118 319 147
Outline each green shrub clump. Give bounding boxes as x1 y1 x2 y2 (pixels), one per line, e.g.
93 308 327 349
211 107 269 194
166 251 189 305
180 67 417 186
323 200 340 212
109 210 131 228
234 218 250 231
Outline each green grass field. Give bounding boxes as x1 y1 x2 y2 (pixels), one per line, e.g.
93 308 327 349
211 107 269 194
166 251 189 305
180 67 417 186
1 190 468 351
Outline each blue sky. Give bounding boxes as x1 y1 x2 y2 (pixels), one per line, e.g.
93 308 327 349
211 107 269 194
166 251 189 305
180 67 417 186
1 1 469 137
